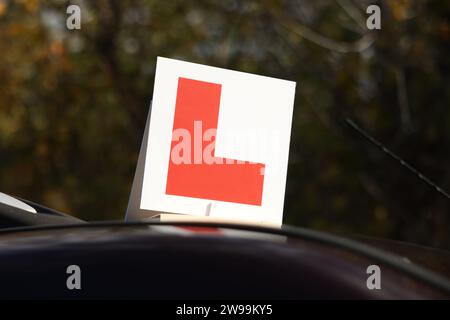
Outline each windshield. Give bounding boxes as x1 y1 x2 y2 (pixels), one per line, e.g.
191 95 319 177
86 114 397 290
0 1 449 251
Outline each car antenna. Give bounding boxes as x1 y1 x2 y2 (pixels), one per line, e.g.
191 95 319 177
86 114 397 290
345 118 450 201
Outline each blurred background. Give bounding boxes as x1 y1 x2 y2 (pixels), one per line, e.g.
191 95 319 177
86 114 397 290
0 0 449 249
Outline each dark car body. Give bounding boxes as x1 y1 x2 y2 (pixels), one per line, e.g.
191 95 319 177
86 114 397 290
0 219 449 299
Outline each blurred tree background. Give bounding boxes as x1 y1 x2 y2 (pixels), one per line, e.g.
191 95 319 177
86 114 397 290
0 0 449 249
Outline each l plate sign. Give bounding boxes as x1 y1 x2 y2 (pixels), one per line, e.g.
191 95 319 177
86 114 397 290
131 57 296 225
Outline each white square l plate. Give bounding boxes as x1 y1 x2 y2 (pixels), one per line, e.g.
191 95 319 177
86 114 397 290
129 57 296 226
